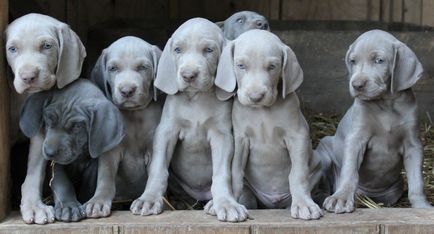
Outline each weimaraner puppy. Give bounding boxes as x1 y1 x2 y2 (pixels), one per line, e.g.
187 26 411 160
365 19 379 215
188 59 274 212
83 36 163 218
130 18 248 222
19 79 124 222
316 29 433 213
216 11 269 40
215 29 323 220
5 13 86 224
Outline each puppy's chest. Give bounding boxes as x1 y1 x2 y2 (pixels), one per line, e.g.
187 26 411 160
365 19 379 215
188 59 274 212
234 106 288 146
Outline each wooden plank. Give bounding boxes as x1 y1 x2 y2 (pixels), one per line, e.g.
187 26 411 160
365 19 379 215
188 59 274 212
168 0 272 22
281 0 379 21
380 0 403 23
1 209 434 233
0 0 9 222
422 0 434 26
34 0 67 21
402 0 422 25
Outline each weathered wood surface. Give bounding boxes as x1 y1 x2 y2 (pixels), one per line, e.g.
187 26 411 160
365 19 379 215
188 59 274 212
0 209 433 233
275 30 434 120
0 0 10 222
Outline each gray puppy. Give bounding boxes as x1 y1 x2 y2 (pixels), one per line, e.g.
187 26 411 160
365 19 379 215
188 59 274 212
316 30 432 213
216 29 323 220
216 11 270 40
19 79 124 222
83 36 163 218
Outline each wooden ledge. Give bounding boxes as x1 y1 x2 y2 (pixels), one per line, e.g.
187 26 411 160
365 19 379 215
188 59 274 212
1 208 433 233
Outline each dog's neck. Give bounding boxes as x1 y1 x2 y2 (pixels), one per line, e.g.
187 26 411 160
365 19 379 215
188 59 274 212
358 89 415 112
181 86 216 99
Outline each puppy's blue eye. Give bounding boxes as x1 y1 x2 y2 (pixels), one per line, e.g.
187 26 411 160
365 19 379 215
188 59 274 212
349 59 356 64
108 66 119 72
268 64 276 70
174 47 182 54
137 65 148 71
375 58 384 64
205 48 214 53
8 46 17 53
236 18 244 24
237 64 246 70
42 42 52 50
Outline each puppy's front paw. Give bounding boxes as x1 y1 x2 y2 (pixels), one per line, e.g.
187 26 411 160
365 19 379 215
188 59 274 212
55 201 85 222
20 200 55 224
205 198 249 222
411 199 433 208
323 192 355 213
291 197 323 220
130 195 164 216
83 198 111 218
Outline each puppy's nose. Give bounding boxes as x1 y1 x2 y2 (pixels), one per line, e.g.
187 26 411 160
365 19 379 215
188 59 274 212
119 86 137 98
352 80 367 91
44 147 57 159
19 69 39 84
181 70 198 82
256 20 268 30
248 92 265 103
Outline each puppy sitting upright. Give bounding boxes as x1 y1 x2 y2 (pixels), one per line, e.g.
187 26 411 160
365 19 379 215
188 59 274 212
215 29 323 220
5 13 86 224
317 30 432 213
130 18 248 222
83 36 162 218
19 80 124 222
216 11 270 40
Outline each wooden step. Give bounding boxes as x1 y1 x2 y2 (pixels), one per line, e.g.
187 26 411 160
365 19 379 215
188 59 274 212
0 208 433 233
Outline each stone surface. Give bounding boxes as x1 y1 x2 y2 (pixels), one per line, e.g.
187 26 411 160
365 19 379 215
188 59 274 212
0 209 433 233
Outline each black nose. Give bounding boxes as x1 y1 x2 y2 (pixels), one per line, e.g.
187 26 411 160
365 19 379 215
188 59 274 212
248 92 265 103
181 70 198 82
352 80 367 91
119 86 137 98
44 147 58 159
256 20 268 30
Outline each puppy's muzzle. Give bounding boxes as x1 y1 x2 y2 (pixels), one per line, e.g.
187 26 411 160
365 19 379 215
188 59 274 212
256 20 268 30
181 70 199 83
248 91 266 103
351 79 367 92
19 68 40 84
119 85 137 98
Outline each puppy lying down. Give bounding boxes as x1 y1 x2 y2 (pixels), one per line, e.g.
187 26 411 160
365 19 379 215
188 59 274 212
19 79 124 222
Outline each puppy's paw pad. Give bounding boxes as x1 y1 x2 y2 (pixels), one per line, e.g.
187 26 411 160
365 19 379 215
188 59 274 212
83 199 111 218
20 201 55 224
130 196 164 216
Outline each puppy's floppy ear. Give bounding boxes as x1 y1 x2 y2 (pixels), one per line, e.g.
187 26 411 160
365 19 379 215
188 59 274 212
215 40 236 101
87 100 124 158
391 41 423 93
150 45 162 101
90 49 112 100
215 21 225 30
154 38 178 95
19 92 52 137
55 23 86 88
281 44 303 98
345 42 355 75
